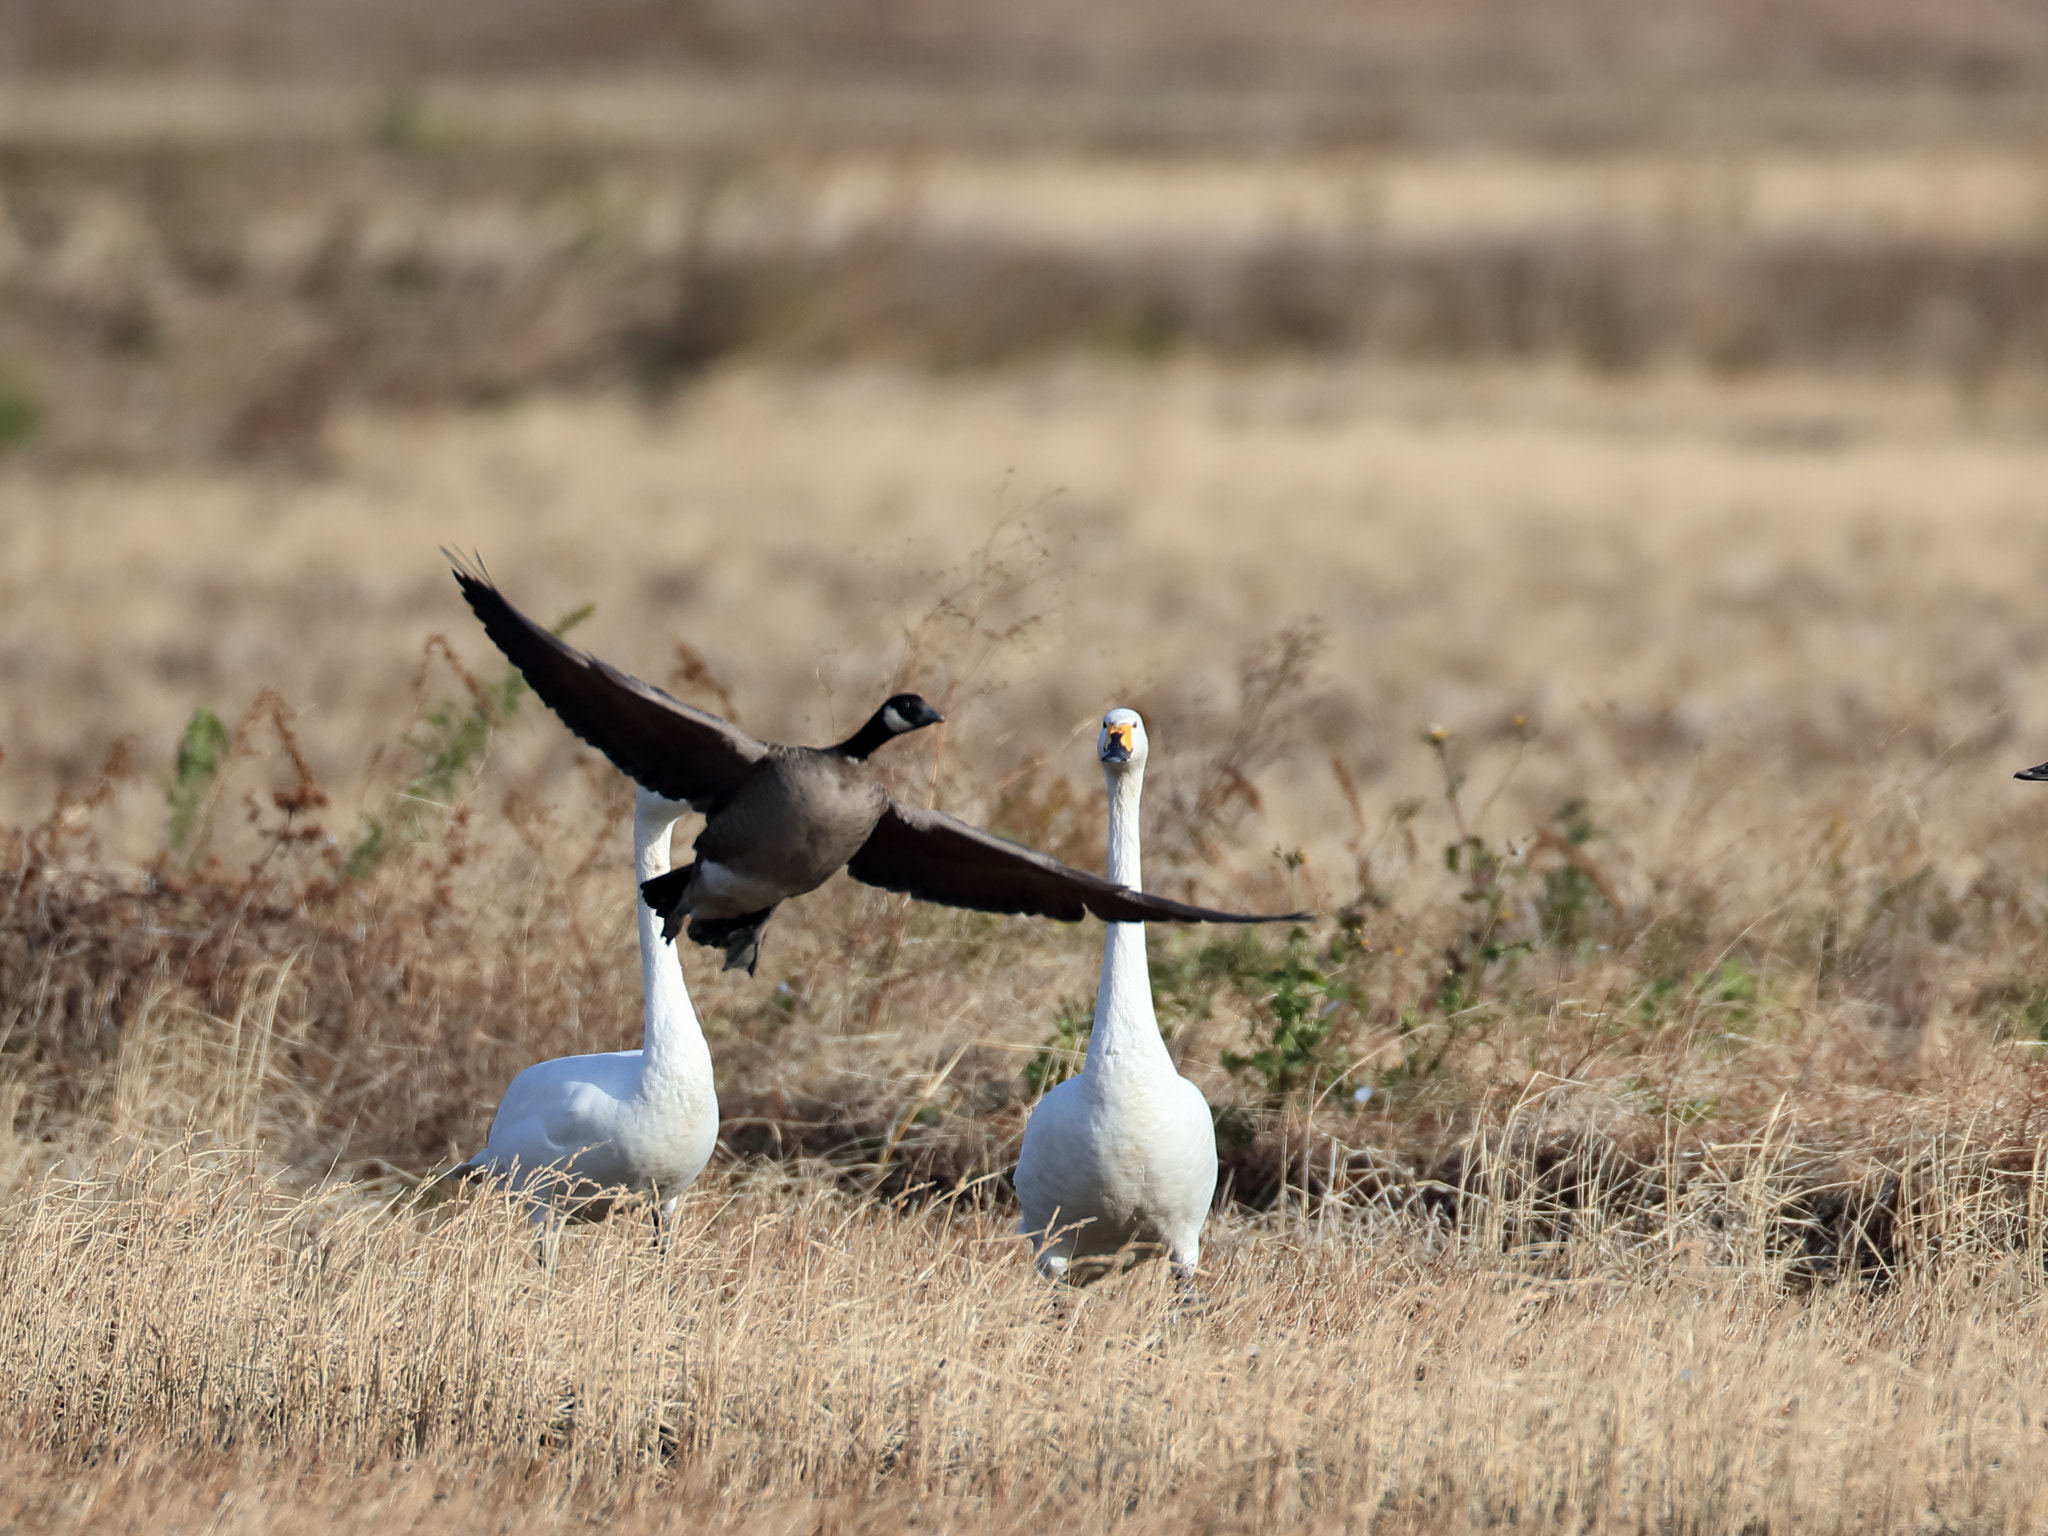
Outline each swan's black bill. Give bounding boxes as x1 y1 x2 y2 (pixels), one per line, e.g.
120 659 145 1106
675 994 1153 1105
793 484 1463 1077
2018 761 2048 782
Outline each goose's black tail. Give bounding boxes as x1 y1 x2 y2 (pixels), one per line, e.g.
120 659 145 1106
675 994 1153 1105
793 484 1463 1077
641 866 695 942
639 865 772 974
686 911 772 976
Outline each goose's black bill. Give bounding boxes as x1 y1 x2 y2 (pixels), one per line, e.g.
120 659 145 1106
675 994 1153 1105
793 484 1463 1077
846 802 1307 926
448 552 768 813
2017 761 2048 782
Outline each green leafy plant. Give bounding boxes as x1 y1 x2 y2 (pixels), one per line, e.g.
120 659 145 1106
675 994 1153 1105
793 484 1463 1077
164 707 232 859
1378 1006 1457 1095
2001 986 2048 1043
1637 973 1684 1021
1147 942 1216 1024
370 79 445 158
1425 725 1530 1017
0 372 40 454
1620 1075 1720 1125
1022 1003 1093 1096
1219 928 1348 1098
1428 729 1621 1014
346 602 593 878
1533 797 1613 946
1150 924 1375 1102
1699 958 1757 1014
1211 1102 1257 1149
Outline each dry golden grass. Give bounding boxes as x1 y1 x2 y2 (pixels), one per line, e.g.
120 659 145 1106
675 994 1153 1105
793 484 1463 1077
0 1131 2043 1535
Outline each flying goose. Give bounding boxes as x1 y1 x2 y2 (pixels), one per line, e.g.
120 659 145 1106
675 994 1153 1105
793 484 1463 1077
450 558 1305 975
1015 709 1223 1285
444 786 718 1265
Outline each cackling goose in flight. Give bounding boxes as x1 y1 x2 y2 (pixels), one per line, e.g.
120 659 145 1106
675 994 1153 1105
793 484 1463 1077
450 557 1305 975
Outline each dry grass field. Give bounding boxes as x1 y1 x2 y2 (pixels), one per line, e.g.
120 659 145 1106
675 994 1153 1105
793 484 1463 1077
6 25 2048 1532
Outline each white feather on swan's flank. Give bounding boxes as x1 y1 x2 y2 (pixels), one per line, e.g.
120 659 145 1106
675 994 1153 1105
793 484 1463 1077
449 786 718 1264
1014 708 1220 1283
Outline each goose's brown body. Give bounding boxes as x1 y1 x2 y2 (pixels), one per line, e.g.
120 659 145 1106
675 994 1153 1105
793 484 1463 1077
692 751 888 899
654 752 892 970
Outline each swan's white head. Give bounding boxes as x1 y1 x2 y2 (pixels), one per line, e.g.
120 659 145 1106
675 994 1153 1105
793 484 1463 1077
1097 708 1148 772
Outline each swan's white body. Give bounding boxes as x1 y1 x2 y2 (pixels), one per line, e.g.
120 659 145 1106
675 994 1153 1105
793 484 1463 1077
1015 710 1219 1281
454 788 718 1259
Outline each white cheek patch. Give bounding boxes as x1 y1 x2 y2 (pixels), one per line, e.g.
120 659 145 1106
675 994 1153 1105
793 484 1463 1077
883 706 910 733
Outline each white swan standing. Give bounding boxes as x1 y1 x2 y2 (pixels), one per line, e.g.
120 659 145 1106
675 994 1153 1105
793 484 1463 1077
448 787 718 1264
1015 709 1220 1284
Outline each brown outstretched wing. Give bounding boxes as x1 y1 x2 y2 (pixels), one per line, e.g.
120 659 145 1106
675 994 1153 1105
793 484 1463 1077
846 800 1308 925
449 553 768 812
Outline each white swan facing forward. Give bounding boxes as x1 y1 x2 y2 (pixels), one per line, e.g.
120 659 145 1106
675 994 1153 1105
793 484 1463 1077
1015 709 1220 1283
448 787 718 1262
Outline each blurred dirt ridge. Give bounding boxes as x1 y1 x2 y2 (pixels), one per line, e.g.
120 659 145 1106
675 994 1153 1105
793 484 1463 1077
9 138 2048 465
8 0 2048 81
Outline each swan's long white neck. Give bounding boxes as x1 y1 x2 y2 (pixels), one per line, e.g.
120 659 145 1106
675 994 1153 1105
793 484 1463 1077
1086 760 1172 1075
632 791 711 1084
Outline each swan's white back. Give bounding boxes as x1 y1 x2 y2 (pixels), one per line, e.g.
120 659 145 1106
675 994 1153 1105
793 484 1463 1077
458 787 718 1245
1014 709 1219 1279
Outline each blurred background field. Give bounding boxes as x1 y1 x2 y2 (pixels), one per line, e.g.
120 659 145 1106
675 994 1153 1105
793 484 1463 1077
5 5 2048 1531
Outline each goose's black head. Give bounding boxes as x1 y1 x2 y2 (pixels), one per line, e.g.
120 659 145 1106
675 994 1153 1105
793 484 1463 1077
880 693 945 736
834 693 945 761
2018 760 2048 782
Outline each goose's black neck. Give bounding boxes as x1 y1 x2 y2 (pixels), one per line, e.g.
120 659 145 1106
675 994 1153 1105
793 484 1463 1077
830 709 900 762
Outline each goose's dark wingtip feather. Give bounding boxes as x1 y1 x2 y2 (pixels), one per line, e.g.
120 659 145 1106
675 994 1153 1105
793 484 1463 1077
446 564 770 813
442 547 492 587
1082 893 1313 926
